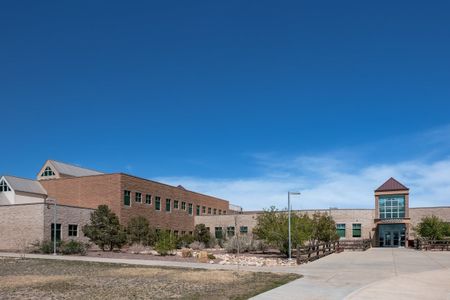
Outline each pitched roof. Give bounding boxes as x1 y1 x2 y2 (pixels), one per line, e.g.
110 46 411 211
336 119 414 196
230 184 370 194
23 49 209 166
375 177 409 192
3 176 47 195
48 160 104 177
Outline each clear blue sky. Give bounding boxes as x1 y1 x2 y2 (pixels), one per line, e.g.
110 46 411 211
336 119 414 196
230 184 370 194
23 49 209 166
2 1 450 209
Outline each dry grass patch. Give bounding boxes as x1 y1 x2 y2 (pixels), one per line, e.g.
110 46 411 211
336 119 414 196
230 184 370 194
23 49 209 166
0 258 300 299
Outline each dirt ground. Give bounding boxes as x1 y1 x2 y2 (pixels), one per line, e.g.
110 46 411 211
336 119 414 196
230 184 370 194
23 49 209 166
0 257 299 300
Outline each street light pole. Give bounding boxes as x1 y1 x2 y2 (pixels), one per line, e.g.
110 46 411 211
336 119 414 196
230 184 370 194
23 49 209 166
288 191 301 260
53 199 57 255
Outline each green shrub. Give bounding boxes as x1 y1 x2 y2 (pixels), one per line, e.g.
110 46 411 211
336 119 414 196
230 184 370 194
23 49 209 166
127 216 151 245
224 235 254 253
60 240 89 255
176 235 195 249
194 224 211 246
416 215 450 240
31 240 61 254
155 231 176 256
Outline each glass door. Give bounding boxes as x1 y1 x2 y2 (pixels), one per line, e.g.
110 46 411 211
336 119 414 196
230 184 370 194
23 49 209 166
384 231 392 247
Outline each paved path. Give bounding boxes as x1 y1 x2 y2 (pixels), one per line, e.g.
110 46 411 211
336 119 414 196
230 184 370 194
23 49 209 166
252 248 450 300
2 249 450 299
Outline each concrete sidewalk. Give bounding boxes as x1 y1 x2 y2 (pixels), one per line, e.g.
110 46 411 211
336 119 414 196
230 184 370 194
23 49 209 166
252 248 450 300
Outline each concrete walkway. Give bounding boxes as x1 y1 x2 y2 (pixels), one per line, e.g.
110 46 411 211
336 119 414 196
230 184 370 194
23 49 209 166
2 249 450 299
252 248 450 300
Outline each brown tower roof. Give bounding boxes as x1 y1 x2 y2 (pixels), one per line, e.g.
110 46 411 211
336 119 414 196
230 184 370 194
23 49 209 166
375 177 409 192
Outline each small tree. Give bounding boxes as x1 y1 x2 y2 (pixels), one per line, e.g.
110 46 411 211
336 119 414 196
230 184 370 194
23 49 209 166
253 206 312 256
155 231 176 256
310 212 339 243
194 224 211 246
83 205 127 251
416 215 450 240
127 216 151 245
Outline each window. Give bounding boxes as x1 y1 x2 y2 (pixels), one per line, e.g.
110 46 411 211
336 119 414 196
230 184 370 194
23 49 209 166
135 192 142 203
41 166 55 177
215 227 223 239
145 194 152 204
202 206 206 214
227 226 235 237
0 179 11 192
223 211 227 215
155 196 161 211
174 200 179 209
379 195 405 219
124 190 131 206
352 224 361 238
166 199 171 212
188 231 193 235
240 226 248 234
196 205 200 215
213 209 217 215
181 201 186 210
336 224 346 238
219 210 222 215
208 207 212 214
68 224 78 237
181 231 186 236
174 230 179 237
51 223 61 241
188 203 193 215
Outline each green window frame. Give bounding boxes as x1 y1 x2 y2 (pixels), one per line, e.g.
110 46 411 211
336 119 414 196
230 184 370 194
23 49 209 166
135 192 142 203
51 223 61 241
196 205 200 215
188 203 193 215
202 206 206 214
336 224 346 238
213 209 217 215
0 179 11 192
174 200 179 209
124 190 131 206
227 226 235 237
352 224 361 238
181 202 186 210
145 194 152 204
240 226 248 234
208 207 212 214
379 195 405 219
68 224 78 237
41 166 55 177
166 199 171 212
215 227 223 239
155 196 161 211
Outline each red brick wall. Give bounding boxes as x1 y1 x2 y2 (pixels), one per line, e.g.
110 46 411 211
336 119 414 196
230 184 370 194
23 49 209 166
40 173 230 232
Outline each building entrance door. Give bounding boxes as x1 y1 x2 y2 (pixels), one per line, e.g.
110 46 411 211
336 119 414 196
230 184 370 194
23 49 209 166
378 224 406 247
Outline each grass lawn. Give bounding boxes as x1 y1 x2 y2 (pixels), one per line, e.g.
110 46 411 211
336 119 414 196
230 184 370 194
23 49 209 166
0 258 300 299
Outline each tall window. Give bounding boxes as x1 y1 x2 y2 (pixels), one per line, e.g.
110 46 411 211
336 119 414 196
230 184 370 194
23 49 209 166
188 203 193 215
166 199 171 212
352 224 361 238
51 223 61 241
379 195 405 219
196 205 200 215
213 208 217 215
202 206 206 214
219 210 222 215
135 192 142 203
227 226 235 237
208 207 212 214
336 224 346 238
174 200 179 209
181 201 186 210
145 194 152 204
155 196 161 211
0 179 11 192
41 166 55 177
240 226 248 234
124 190 131 206
215 227 223 239
68 224 78 237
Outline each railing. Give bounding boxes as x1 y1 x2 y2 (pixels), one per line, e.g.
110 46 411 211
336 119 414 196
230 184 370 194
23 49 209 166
337 239 371 251
296 242 338 264
416 238 450 251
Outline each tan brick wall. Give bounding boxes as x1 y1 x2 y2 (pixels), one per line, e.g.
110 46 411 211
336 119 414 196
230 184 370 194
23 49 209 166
408 207 450 239
0 203 45 250
44 204 94 243
195 209 376 240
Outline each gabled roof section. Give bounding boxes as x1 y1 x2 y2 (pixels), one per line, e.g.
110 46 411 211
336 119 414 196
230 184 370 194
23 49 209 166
3 176 47 195
375 177 409 192
38 160 104 180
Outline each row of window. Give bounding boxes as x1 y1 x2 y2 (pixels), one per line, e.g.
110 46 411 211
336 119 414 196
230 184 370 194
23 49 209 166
214 226 248 239
51 223 79 241
336 223 361 238
123 190 226 216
